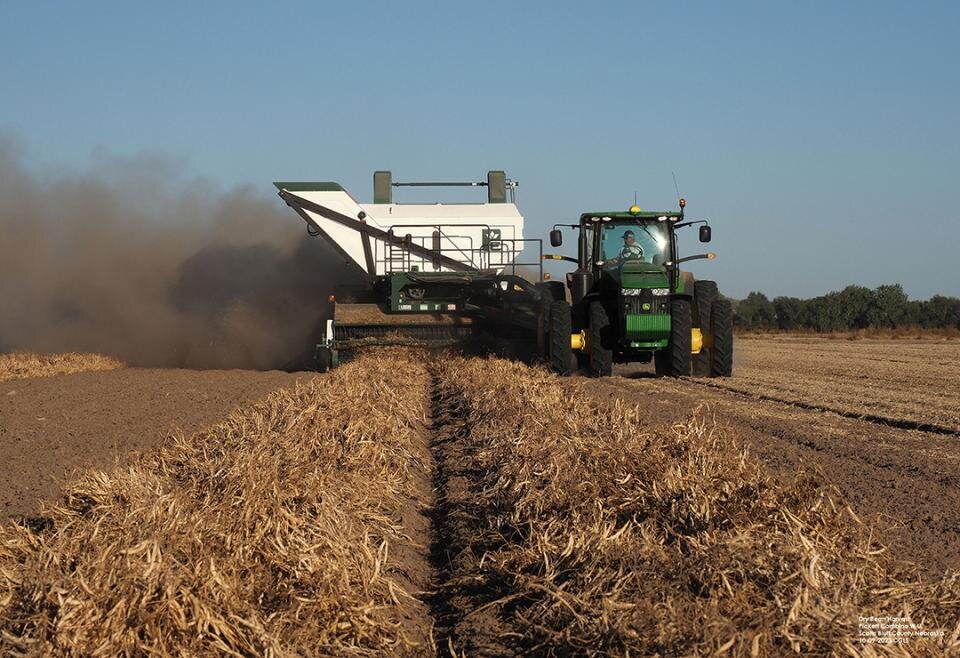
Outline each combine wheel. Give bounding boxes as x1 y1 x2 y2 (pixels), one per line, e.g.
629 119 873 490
692 280 718 377
536 298 551 360
315 345 333 373
548 300 574 376
709 298 734 377
655 299 692 377
587 302 613 377
538 280 567 302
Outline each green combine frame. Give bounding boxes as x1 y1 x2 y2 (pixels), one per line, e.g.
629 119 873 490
276 171 557 369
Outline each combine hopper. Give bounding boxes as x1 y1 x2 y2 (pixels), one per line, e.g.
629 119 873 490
276 171 572 371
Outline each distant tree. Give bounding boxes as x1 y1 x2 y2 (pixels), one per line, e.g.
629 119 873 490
772 296 807 330
736 285 958 332
868 284 910 328
916 295 960 329
905 300 924 326
836 285 874 329
807 292 848 332
735 292 776 330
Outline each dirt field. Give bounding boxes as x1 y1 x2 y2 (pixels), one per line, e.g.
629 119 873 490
0 367 312 519
2 339 959 655
709 336 960 433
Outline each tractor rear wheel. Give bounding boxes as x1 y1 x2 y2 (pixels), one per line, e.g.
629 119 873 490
655 298 692 377
692 280 718 377
588 302 614 377
548 300 574 376
710 298 734 377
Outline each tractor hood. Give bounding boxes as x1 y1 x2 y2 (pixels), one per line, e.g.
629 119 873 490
620 261 669 289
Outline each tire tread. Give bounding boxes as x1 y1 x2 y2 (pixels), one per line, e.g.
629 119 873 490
588 302 613 377
692 280 718 377
669 298 692 377
710 298 734 377
549 300 574 376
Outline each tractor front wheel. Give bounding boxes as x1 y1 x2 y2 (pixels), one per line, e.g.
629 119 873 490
655 298 692 377
710 298 734 377
588 302 614 377
548 300 574 376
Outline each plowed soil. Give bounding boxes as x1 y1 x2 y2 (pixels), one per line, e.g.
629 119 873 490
0 367 312 519
712 336 960 433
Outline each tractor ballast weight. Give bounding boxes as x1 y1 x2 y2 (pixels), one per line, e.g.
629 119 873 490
546 202 733 378
276 171 568 369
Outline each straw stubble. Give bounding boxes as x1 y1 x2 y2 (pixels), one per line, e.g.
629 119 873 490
0 349 433 656
0 352 124 382
430 356 960 656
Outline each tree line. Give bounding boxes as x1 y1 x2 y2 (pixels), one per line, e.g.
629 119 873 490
732 284 960 331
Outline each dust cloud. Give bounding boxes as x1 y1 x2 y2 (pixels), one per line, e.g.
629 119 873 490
0 137 363 369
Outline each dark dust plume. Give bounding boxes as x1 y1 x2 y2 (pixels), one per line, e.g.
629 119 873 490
0 136 363 369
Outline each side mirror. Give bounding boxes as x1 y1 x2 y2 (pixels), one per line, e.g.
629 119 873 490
550 229 563 247
699 225 712 243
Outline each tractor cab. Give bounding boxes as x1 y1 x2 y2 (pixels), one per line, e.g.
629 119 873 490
591 209 679 294
545 199 733 378
596 210 676 267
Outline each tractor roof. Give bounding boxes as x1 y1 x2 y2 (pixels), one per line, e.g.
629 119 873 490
579 210 683 221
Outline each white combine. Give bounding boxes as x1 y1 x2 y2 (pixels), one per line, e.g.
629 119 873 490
274 170 570 372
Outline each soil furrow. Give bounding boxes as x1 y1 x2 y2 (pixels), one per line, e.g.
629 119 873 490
426 368 518 657
730 337 960 431
688 377 960 436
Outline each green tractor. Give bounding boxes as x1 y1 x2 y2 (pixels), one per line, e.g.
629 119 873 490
543 199 733 377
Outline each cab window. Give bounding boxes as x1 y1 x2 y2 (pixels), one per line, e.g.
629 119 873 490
600 222 669 264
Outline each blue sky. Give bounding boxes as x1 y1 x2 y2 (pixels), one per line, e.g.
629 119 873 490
2 1 958 298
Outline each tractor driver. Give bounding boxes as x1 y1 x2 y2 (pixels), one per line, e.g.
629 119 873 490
615 230 644 262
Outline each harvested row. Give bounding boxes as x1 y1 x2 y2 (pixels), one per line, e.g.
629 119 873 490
596 370 960 580
0 352 124 382
0 349 434 656
726 337 960 432
431 356 960 656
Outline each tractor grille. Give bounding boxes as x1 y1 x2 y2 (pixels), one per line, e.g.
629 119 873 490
625 313 671 336
622 289 671 341
621 289 670 315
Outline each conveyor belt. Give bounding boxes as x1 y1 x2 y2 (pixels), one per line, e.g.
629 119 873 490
334 303 475 348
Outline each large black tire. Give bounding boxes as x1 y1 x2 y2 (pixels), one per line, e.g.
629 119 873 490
710 298 734 377
692 280 718 377
537 280 567 302
548 300 574 376
536 297 551 361
587 302 613 377
315 345 333 373
655 298 692 377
